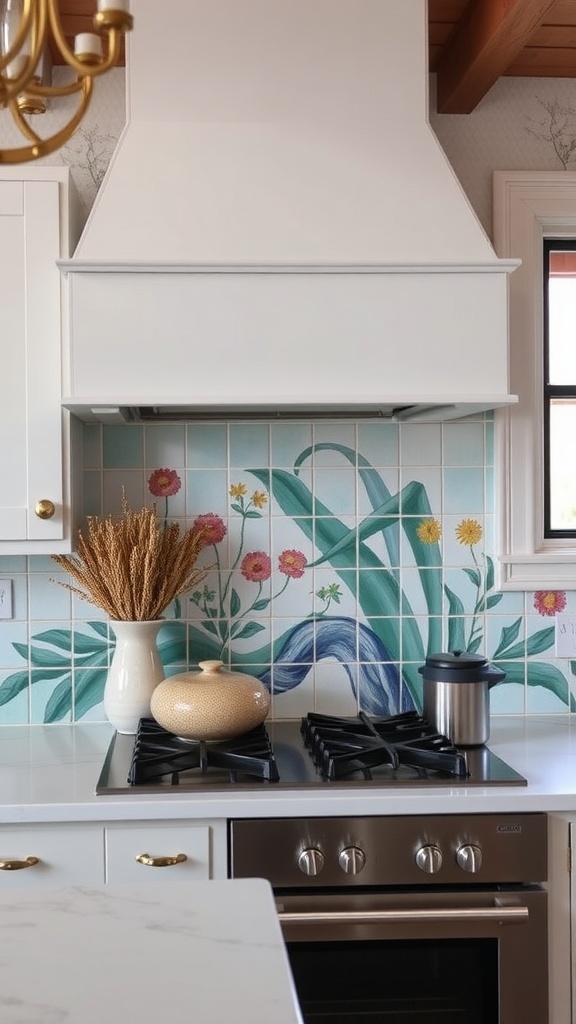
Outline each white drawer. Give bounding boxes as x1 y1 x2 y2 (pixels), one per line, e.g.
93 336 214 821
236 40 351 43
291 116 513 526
105 823 224 884
0 826 104 887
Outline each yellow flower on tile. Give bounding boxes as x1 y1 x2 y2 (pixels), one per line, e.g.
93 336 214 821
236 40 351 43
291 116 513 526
229 482 248 499
252 490 268 508
416 518 442 544
456 518 483 546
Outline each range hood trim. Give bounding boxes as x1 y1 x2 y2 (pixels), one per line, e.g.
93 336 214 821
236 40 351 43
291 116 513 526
63 397 519 425
59 259 521 276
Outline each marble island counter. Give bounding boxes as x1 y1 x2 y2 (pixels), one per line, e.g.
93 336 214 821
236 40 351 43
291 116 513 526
0 878 303 1024
0 715 575 823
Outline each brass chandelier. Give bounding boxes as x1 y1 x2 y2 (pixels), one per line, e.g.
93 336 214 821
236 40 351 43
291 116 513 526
0 0 132 164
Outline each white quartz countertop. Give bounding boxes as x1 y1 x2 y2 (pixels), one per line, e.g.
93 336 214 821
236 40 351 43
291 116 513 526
0 878 303 1024
0 715 576 822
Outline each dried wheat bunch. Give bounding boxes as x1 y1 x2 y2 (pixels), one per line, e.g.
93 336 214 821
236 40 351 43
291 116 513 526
52 498 208 621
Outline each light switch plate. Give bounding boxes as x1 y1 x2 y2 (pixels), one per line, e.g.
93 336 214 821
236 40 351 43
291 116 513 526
0 579 12 619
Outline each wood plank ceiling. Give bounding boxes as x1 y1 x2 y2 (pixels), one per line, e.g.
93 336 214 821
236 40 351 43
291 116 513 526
54 0 576 113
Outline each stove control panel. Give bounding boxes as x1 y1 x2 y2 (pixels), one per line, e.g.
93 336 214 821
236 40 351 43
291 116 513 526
230 813 548 887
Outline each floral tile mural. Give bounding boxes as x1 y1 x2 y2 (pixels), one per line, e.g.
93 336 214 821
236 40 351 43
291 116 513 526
0 418 574 724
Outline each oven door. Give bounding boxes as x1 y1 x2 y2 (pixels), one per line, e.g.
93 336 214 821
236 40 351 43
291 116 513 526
276 886 548 1024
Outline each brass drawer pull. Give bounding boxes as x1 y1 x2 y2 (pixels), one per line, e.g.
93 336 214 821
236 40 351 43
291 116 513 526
0 856 40 871
135 852 187 867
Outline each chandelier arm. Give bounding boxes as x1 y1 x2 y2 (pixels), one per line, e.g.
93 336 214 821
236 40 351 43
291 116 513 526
0 76 93 165
46 0 122 77
0 0 48 102
27 77 84 98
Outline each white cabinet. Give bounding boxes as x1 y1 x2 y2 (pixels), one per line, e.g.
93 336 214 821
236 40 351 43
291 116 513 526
0 820 227 889
105 821 227 883
0 168 80 554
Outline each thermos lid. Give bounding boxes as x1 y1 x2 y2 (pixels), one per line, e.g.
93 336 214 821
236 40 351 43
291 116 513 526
423 650 488 670
418 650 506 686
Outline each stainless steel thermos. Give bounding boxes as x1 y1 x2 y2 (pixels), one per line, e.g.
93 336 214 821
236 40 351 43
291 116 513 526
419 650 506 747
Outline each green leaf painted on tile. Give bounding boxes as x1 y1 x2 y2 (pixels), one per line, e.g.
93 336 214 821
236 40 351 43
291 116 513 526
87 621 109 637
293 443 401 571
444 585 466 652
462 567 482 588
31 629 73 651
32 628 109 657
491 618 522 659
0 670 29 706
74 665 109 721
485 556 495 592
525 627 555 656
252 599 269 611
230 588 241 617
231 621 266 640
486 593 504 610
44 675 72 722
498 659 575 711
14 644 71 669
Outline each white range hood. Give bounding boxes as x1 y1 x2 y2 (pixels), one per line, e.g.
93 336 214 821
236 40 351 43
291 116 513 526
61 0 518 422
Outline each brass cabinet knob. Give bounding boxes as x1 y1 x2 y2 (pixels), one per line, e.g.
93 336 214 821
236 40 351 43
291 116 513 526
0 856 40 870
35 499 56 520
135 852 187 867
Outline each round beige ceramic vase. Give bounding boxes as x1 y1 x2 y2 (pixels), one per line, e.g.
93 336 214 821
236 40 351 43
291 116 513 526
150 659 271 741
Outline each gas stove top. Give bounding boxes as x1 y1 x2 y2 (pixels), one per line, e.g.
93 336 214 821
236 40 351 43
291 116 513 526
95 711 527 794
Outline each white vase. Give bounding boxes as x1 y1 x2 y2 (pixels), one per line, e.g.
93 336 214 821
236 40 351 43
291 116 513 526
103 620 165 735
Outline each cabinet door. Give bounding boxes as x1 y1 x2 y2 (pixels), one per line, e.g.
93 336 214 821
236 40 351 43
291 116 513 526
0 826 104 887
105 822 227 884
0 178 66 551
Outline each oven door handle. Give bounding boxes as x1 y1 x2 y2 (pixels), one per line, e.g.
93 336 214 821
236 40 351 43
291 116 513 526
277 902 529 926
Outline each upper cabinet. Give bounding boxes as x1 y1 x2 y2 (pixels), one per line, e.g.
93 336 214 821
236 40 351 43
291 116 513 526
0 169 80 554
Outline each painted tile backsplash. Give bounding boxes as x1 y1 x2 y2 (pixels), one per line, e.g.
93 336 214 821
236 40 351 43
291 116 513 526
0 415 573 725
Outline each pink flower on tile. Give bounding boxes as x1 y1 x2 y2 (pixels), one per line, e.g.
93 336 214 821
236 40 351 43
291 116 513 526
193 513 227 546
533 590 567 616
241 551 272 582
148 468 181 498
278 549 307 579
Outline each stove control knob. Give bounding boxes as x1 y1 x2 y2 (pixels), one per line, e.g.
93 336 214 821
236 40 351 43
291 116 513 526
456 843 483 874
415 844 443 874
298 848 325 876
338 846 366 875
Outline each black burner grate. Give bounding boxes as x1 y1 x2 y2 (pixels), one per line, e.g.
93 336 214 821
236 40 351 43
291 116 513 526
127 718 280 785
301 711 469 780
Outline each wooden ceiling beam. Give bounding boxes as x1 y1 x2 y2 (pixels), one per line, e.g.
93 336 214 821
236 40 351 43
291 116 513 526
435 0 560 114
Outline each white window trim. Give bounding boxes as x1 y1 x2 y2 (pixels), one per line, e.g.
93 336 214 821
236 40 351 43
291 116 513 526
493 171 576 590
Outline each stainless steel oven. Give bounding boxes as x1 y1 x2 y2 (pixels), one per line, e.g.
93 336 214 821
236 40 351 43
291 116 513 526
230 813 549 1024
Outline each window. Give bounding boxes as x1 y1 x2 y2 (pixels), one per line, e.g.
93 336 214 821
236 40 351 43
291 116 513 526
543 242 576 537
493 172 576 589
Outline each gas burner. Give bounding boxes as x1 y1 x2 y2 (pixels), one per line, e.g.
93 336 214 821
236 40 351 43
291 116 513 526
301 711 469 780
128 718 280 785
